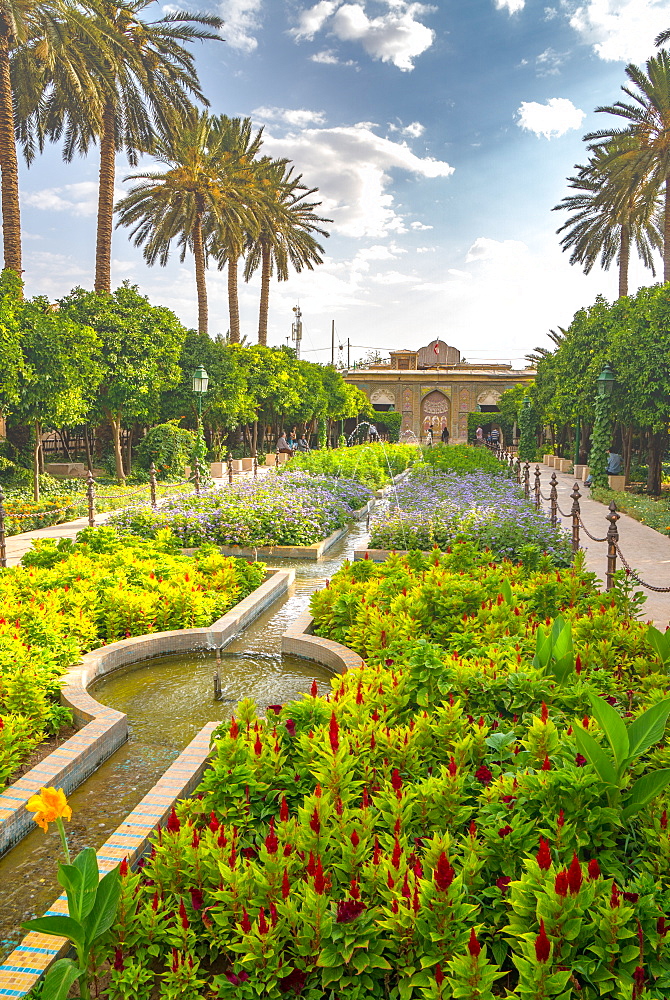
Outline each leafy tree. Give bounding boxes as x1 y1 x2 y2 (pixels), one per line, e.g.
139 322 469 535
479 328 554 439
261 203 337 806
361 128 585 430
243 160 330 346
13 294 102 500
58 283 186 481
115 113 257 335
17 0 222 293
0 270 25 409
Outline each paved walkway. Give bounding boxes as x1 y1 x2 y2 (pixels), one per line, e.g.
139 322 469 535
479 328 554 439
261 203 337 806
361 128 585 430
536 462 670 628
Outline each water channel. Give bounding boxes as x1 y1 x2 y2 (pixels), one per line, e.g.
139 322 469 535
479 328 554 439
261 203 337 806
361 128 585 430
0 517 371 960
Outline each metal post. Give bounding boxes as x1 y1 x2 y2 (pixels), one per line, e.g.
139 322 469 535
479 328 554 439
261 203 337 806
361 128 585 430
194 460 201 496
0 488 6 568
570 482 581 554
86 471 95 527
150 462 157 509
275 451 279 470
515 457 521 485
228 454 234 485
549 472 558 527
523 461 530 499
605 500 620 591
534 465 541 509
253 455 258 479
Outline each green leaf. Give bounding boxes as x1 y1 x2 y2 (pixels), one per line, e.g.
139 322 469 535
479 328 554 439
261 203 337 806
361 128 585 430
21 915 86 952
40 959 82 1000
82 867 121 947
58 848 99 922
622 768 670 819
588 695 629 772
574 726 618 786
646 625 670 666
627 700 670 761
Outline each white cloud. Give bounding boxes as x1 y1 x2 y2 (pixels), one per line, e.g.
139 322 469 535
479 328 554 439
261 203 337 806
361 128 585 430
219 0 262 52
310 47 356 64
410 220 433 230
293 1 436 71
370 269 416 284
494 0 525 12
535 47 566 74
466 237 529 263
22 181 123 217
389 119 425 137
567 0 669 63
544 6 558 18
516 97 585 138
416 245 435 253
260 122 453 237
252 106 327 127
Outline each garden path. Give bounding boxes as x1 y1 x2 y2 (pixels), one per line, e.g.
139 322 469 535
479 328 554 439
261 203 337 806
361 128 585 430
538 461 670 628
3 469 272 567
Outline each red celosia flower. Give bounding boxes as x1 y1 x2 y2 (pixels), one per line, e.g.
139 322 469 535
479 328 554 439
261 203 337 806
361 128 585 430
307 852 316 876
373 837 381 865
179 899 189 930
240 909 252 933
167 806 180 833
392 837 402 869
218 827 227 848
362 787 369 808
190 888 204 910
496 876 511 892
265 819 278 855
611 883 621 908
624 892 639 904
567 853 583 895
536 838 552 871
350 878 360 900
258 907 268 935
435 963 444 986
267 704 282 714
152 891 159 912
434 852 455 891
387 871 395 889
226 971 250 986
191 830 200 849
280 795 289 822
557 809 565 828
401 871 410 899
582 716 589 729
254 734 262 756
209 811 219 833
285 719 296 737
230 717 239 739
554 870 569 897
662 810 668 830
282 868 290 899
336 900 366 923
658 916 667 936
475 765 493 786
314 858 325 894
448 757 458 776
498 825 513 838
311 680 318 697
541 755 552 771
468 928 481 958
391 768 402 791
172 948 179 973
535 919 551 963
350 829 360 849
113 947 124 971
310 809 320 835
278 969 307 995
329 712 339 753
575 754 587 767
587 859 601 880
119 858 128 877
541 702 549 723
633 966 645 997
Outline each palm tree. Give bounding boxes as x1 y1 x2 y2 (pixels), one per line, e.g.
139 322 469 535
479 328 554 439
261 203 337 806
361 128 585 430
553 142 663 297
16 0 222 293
586 51 670 282
243 160 331 345
115 113 259 335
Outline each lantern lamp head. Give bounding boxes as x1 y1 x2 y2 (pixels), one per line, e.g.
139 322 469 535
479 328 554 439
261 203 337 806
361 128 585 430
192 366 209 395
596 364 615 397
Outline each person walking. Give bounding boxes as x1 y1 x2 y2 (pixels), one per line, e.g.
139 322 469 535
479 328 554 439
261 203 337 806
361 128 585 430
441 426 450 444
426 424 433 447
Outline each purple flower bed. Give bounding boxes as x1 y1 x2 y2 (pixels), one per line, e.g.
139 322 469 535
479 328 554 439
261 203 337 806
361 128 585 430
370 468 572 565
110 472 373 547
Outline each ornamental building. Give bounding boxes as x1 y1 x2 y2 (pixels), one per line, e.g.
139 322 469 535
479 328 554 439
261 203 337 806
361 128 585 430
343 339 535 443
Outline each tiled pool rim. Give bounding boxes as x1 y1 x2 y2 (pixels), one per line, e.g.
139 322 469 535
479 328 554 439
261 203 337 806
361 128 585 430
0 721 218 998
0 567 293 859
281 609 364 675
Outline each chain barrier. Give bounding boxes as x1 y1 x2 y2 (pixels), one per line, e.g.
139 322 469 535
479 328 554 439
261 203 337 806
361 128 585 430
577 517 609 544
614 544 670 593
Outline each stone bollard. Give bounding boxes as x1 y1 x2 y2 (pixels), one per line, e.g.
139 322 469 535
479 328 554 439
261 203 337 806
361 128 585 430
150 462 157 509
86 471 96 527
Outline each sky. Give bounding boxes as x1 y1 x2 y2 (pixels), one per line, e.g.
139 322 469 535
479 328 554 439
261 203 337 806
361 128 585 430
18 0 670 368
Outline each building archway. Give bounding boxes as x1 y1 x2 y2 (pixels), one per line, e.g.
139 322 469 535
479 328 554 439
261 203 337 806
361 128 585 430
421 390 450 437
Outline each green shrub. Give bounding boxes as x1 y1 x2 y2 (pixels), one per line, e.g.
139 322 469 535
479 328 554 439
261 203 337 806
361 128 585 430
137 420 196 479
286 442 418 489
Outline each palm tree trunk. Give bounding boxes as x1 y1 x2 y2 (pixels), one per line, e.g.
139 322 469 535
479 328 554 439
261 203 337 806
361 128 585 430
665 176 670 284
192 210 208 335
618 224 630 298
0 32 22 276
95 99 116 294
228 253 240 343
258 239 271 346
110 414 125 483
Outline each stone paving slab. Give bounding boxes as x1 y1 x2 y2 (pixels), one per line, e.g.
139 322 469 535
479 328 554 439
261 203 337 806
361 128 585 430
536 462 670 628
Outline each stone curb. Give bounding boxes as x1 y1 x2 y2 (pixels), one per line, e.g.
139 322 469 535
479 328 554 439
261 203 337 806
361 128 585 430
0 722 218 998
281 610 364 675
179 499 375 562
0 568 293 859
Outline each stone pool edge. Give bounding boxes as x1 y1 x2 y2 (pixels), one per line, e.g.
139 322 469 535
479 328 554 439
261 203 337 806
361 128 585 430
0 567 293 859
281 609 364 675
0 721 218 999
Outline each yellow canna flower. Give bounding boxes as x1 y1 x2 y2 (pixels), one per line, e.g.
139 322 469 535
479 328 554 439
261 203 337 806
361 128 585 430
27 786 72 833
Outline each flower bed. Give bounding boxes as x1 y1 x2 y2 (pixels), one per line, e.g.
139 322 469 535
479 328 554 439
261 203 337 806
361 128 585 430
110 472 374 548
370 467 572 565
0 527 264 791
285 442 418 489
422 442 510 477
592 486 670 539
98 545 670 999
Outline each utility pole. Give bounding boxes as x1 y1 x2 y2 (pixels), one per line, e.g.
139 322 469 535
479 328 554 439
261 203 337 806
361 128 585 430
331 320 335 366
291 304 303 359
347 338 350 369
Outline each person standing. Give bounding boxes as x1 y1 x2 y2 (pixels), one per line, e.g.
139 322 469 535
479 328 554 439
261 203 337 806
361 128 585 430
441 426 450 444
426 424 433 447
475 426 483 446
